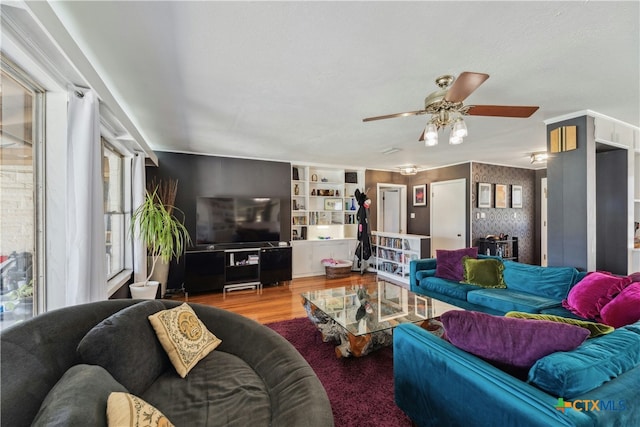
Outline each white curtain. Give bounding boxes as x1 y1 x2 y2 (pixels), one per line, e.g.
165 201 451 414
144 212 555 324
132 153 147 283
66 88 107 304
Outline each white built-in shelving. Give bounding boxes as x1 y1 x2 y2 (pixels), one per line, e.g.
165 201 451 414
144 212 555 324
371 231 430 286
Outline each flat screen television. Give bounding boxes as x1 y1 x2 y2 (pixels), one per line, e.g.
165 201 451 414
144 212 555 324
196 197 281 244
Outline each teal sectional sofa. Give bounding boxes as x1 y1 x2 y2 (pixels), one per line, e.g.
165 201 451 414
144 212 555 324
394 319 640 427
410 255 587 317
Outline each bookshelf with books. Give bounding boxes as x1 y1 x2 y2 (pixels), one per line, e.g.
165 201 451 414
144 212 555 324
372 231 430 286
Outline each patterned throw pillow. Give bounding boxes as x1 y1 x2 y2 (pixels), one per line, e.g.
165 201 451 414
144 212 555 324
107 392 174 427
148 303 222 378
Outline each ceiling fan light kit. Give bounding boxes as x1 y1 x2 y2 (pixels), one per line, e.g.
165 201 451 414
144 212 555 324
364 71 539 149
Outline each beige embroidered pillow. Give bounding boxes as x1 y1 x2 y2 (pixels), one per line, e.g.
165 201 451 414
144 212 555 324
148 303 222 377
107 392 174 427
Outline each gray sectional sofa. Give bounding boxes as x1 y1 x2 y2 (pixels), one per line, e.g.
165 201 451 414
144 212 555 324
1 299 334 426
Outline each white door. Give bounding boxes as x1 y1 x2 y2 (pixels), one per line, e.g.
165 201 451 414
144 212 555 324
382 189 401 233
541 177 548 266
430 179 466 255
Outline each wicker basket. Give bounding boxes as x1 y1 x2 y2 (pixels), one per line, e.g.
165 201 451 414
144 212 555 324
325 261 353 279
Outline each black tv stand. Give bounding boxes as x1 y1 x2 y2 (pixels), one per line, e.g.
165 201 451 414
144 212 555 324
184 242 292 297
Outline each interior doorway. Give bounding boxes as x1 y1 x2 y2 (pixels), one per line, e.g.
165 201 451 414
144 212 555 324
377 183 407 234
430 179 466 255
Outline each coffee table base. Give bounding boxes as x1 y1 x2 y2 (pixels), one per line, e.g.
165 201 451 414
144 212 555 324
303 299 393 358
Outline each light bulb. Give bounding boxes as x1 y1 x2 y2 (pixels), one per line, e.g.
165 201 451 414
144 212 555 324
452 119 467 138
425 123 438 140
449 135 463 145
425 136 438 147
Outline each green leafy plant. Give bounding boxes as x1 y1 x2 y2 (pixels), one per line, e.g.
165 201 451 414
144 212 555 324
130 187 191 283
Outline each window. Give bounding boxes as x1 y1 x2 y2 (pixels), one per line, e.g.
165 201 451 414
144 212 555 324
103 142 125 279
0 60 44 328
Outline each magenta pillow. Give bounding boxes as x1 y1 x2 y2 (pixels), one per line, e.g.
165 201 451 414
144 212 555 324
435 247 478 281
441 310 589 369
600 283 640 328
562 272 631 320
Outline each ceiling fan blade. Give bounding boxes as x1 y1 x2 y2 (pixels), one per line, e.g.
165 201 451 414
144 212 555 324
444 72 490 103
466 105 539 118
363 110 427 122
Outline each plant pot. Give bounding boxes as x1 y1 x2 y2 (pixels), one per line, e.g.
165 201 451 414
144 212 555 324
129 281 159 300
148 256 170 297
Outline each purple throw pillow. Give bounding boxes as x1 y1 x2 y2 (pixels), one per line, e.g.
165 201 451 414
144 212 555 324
600 283 640 328
435 247 478 281
441 310 589 369
562 272 631 320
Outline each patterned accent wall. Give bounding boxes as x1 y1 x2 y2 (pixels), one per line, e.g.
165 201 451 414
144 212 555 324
471 163 536 264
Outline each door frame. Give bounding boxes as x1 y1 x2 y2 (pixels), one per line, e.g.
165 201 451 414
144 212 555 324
376 183 407 234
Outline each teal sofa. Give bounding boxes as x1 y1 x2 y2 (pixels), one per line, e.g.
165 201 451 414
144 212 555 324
394 320 640 427
410 256 587 318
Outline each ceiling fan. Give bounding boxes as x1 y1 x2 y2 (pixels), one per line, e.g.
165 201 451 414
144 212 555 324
363 72 539 145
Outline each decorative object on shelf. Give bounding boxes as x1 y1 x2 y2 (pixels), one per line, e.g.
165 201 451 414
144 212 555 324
294 184 299 195
413 184 426 206
324 198 343 211
335 190 339 196
311 189 316 196
321 177 328 182
511 185 523 208
478 182 491 208
350 199 357 210
345 172 358 183
292 167 299 180
495 184 507 208
311 174 318 182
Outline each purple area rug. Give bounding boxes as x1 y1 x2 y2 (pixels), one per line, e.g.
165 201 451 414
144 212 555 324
266 317 411 427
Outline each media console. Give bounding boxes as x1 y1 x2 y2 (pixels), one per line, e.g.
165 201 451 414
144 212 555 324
184 242 292 297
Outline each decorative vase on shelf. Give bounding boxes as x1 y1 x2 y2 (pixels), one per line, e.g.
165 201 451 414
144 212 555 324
350 198 357 210
294 184 299 195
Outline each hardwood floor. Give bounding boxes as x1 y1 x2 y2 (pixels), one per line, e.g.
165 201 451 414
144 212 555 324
168 272 380 324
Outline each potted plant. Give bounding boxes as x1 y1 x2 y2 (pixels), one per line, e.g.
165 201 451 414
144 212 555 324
129 182 191 299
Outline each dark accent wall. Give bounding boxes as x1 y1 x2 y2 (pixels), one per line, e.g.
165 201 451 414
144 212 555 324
596 149 628 274
547 116 591 270
471 163 537 264
146 152 291 290
366 164 471 243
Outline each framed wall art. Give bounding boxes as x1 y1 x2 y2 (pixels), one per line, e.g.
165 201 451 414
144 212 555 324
477 182 491 208
324 198 343 211
495 184 507 208
413 184 426 206
512 185 523 208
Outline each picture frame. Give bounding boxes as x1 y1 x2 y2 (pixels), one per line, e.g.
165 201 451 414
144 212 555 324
495 184 507 208
477 182 492 208
324 198 343 211
512 185 523 208
413 184 426 206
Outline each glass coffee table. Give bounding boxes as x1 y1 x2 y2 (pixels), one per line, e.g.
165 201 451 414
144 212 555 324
301 281 444 357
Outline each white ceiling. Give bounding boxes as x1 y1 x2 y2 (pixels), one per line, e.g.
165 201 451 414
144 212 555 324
45 1 639 171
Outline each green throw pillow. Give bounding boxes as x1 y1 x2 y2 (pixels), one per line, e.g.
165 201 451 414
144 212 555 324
461 256 506 288
505 311 614 338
